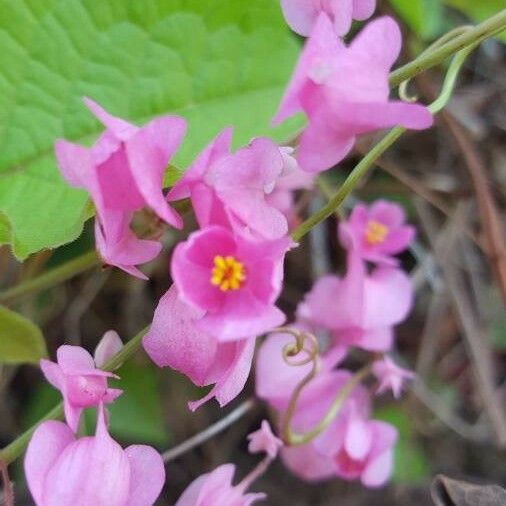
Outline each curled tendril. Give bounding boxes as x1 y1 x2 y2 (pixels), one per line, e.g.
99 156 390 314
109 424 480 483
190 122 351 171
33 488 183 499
276 326 320 367
399 25 475 105
269 327 372 447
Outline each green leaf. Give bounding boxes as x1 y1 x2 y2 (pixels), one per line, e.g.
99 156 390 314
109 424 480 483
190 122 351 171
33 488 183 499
444 0 506 43
375 405 430 485
104 361 168 445
0 0 302 260
0 306 47 364
389 0 444 40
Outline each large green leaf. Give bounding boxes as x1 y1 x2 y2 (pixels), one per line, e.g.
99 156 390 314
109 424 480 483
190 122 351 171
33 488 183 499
0 0 301 259
0 306 47 364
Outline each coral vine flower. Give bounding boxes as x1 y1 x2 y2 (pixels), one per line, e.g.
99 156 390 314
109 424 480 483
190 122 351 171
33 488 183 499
55 98 186 279
143 285 256 410
247 420 284 459
255 333 397 487
168 129 289 240
281 0 376 37
372 355 415 398
24 406 165 506
297 253 413 351
175 464 265 506
171 225 291 341
273 15 433 172
338 200 415 265
40 335 123 432
266 146 314 229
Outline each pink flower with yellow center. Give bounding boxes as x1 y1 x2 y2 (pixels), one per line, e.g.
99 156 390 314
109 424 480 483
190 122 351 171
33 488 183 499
171 225 293 341
339 200 415 265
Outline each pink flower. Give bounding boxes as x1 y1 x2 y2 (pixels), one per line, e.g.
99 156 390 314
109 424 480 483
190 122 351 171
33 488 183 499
297 253 413 351
255 333 397 487
273 15 433 172
266 147 314 228
175 464 265 506
24 406 165 506
247 420 283 459
255 332 396 486
143 285 256 410
171 225 292 341
55 98 186 279
168 130 288 241
372 355 415 398
317 408 398 487
40 335 123 432
255 331 346 413
339 200 415 265
281 0 376 37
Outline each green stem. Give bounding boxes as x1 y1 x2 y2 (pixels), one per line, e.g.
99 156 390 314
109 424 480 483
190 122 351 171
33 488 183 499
292 127 405 242
284 364 372 446
0 326 148 465
0 251 99 304
389 9 506 88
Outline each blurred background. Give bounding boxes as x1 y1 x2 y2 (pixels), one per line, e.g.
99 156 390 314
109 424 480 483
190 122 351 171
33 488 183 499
0 0 504 504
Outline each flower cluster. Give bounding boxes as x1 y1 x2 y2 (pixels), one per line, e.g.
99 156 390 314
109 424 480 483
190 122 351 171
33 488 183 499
256 200 416 487
25 0 435 503
26 333 166 506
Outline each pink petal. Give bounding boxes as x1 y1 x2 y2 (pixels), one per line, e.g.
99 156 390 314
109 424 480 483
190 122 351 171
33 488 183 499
143 285 216 386
199 301 285 342
352 0 376 19
124 445 165 506
24 421 74 505
189 338 255 411
349 16 402 71
43 407 131 505
329 0 354 36
297 112 355 172
54 140 93 189
273 13 343 124
361 449 393 488
94 330 123 368
125 115 186 229
281 444 335 482
332 101 433 134
95 147 145 211
57 345 95 375
63 398 82 433
39 359 63 390
369 200 406 227
83 97 137 141
363 266 413 328
344 417 372 460
280 0 319 36
209 137 287 239
255 332 314 410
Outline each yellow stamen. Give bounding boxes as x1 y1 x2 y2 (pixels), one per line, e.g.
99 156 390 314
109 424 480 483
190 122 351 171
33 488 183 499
211 255 246 291
365 220 389 245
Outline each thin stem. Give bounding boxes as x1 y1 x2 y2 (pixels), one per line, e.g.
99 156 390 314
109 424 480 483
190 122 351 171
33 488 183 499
237 455 272 492
0 250 99 304
292 127 405 242
389 9 506 88
162 399 256 463
283 364 373 446
0 326 149 465
0 462 13 506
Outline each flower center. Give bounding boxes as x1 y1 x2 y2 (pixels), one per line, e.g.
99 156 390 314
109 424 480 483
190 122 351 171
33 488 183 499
211 255 246 291
364 220 388 245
